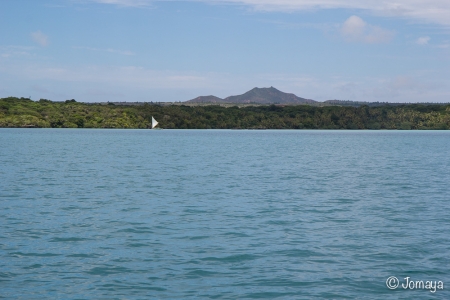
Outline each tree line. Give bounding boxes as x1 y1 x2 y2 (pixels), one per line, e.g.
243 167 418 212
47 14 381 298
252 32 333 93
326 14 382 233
0 97 449 130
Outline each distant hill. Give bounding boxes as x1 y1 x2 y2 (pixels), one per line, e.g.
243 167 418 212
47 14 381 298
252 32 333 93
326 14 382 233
186 95 224 103
186 87 316 104
323 100 448 107
324 100 394 106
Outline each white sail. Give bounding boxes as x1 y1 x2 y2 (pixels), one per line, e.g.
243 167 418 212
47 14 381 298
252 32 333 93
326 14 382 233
151 116 159 129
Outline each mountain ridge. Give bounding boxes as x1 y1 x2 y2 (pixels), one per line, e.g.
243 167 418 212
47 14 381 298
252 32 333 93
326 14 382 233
186 87 316 104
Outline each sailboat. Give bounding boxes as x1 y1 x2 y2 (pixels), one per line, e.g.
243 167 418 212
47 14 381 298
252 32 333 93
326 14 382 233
151 116 159 129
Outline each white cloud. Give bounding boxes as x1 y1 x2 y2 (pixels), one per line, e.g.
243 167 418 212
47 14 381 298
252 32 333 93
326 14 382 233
225 0 450 26
328 73 450 102
0 46 34 58
92 0 151 7
90 0 450 26
341 16 366 39
31 31 49 47
2 59 450 102
340 16 394 44
436 42 449 48
416 36 431 45
370 75 441 99
73 46 135 56
0 61 222 101
4 64 211 89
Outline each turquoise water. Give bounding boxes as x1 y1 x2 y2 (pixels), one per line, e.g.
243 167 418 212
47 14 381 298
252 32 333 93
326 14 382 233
1 129 449 299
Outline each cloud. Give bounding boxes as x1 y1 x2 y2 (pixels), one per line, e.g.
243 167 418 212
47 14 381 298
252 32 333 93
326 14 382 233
92 0 151 7
224 0 450 26
4 64 211 90
0 61 228 101
2 58 450 102
0 46 34 58
90 0 450 26
31 31 49 47
371 75 440 99
327 72 450 101
32 85 50 93
73 46 135 56
416 36 431 45
340 16 394 44
436 42 449 48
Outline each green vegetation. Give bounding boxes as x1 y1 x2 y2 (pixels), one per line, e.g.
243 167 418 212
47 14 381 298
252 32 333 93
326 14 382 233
1 97 449 129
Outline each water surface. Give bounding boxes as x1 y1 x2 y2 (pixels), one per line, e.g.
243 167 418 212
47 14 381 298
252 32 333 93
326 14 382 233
1 129 449 299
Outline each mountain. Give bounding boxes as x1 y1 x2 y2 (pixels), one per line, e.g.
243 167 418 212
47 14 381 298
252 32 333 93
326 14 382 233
186 87 316 104
225 87 316 104
186 95 224 103
323 100 418 107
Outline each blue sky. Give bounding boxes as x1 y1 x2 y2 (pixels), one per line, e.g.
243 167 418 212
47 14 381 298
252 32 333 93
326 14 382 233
1 0 449 102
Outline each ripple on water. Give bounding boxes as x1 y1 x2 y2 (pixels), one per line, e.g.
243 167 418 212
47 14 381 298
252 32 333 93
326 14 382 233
1 129 449 299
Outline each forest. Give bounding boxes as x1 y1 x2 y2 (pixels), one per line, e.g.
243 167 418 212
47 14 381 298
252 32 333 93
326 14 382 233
1 97 449 130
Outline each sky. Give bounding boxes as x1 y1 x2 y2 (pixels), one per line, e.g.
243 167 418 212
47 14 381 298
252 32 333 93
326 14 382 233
1 0 449 103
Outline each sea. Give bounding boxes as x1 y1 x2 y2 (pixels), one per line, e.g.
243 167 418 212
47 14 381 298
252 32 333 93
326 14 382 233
1 129 449 299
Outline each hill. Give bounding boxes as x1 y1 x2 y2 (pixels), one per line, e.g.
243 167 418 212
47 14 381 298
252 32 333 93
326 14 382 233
186 95 224 103
186 87 316 104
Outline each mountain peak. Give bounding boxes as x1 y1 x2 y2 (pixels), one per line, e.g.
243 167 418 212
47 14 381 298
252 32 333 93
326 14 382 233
186 87 316 104
224 87 316 104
